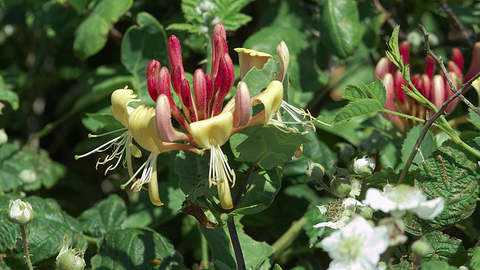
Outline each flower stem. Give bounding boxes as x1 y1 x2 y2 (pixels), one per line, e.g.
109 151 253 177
20 224 34 270
200 233 210 269
227 217 246 270
272 216 307 261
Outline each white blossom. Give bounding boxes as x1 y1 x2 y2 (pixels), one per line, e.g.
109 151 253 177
363 184 444 219
321 216 389 270
314 198 364 229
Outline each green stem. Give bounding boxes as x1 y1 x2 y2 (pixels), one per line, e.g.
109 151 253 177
227 217 246 270
200 233 209 269
272 216 307 260
381 109 440 128
20 224 34 270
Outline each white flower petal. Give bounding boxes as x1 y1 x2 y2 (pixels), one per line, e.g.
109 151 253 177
363 188 397 213
314 221 346 229
413 197 445 220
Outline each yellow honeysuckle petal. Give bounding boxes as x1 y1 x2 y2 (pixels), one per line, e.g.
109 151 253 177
252 80 283 123
111 88 140 128
128 105 164 153
190 112 233 149
235 48 273 79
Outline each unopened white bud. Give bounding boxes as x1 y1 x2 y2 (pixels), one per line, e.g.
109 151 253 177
7 199 34 225
353 156 376 177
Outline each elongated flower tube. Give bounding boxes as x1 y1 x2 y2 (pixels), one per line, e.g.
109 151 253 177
276 41 289 82
234 48 273 79
190 112 235 210
75 88 141 176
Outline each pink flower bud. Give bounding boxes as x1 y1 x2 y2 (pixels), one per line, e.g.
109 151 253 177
155 94 190 142
383 73 403 131
464 42 480 83
374 57 390 80
447 61 462 80
147 60 161 101
445 72 460 113
421 74 431 100
212 54 235 116
181 79 197 122
451 48 464 71
425 55 435 79
211 23 228 80
194 69 207 120
400 41 410 65
168 36 186 82
394 70 407 105
171 65 183 97
431 75 445 109
233 81 251 127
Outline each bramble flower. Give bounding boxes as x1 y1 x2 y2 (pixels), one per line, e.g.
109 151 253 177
376 41 480 132
363 184 444 219
314 198 365 229
321 216 389 270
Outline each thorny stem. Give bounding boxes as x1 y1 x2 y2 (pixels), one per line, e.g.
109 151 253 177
227 217 246 270
272 216 307 261
419 24 480 116
20 224 34 270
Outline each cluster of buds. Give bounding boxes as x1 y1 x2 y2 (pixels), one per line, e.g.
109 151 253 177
79 23 316 210
375 41 480 132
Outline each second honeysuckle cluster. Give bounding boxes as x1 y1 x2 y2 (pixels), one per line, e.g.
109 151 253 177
376 41 480 133
77 23 317 209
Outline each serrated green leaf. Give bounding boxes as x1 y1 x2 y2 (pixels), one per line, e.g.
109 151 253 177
121 12 168 107
333 99 383 124
416 144 479 230
90 228 182 270
421 231 469 267
78 194 126 246
222 13 252 31
342 84 368 101
200 216 274 270
387 25 402 68
0 195 84 268
182 0 206 24
420 260 459 270
91 0 132 22
232 167 282 215
0 141 65 192
73 15 111 60
365 78 386 106
321 0 363 58
235 126 311 170
400 125 436 171
471 246 480 270
0 75 19 111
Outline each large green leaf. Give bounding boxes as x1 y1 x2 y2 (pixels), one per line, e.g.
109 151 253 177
200 216 274 270
232 167 282 215
333 99 383 125
416 144 479 230
90 228 183 270
242 59 281 97
0 141 65 192
175 150 215 199
121 12 168 107
0 195 84 268
73 0 133 59
78 194 126 247
400 125 436 171
420 231 469 267
235 126 311 170
320 0 363 58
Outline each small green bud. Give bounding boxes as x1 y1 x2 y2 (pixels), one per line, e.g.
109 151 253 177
358 206 373 219
306 161 325 181
353 156 376 177
329 177 351 198
56 237 86 270
7 199 34 225
411 240 431 258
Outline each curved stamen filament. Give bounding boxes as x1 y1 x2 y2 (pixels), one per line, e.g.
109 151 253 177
209 144 236 188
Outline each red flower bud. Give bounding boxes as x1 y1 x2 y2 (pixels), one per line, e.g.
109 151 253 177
147 60 161 101
181 79 197 122
431 75 445 109
451 48 464 71
194 69 207 120
447 61 462 80
425 55 435 79
212 54 235 116
168 35 186 82
421 74 431 101
400 41 410 65
212 23 228 80
464 42 480 83
445 72 460 113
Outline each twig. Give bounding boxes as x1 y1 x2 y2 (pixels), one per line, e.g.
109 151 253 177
227 217 246 270
437 0 473 48
232 165 255 208
418 24 480 116
398 69 480 184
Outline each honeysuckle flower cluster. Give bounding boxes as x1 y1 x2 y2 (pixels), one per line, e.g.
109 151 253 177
363 184 444 219
375 41 480 132
321 216 389 270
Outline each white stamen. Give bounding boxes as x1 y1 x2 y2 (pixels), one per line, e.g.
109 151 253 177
209 144 236 187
